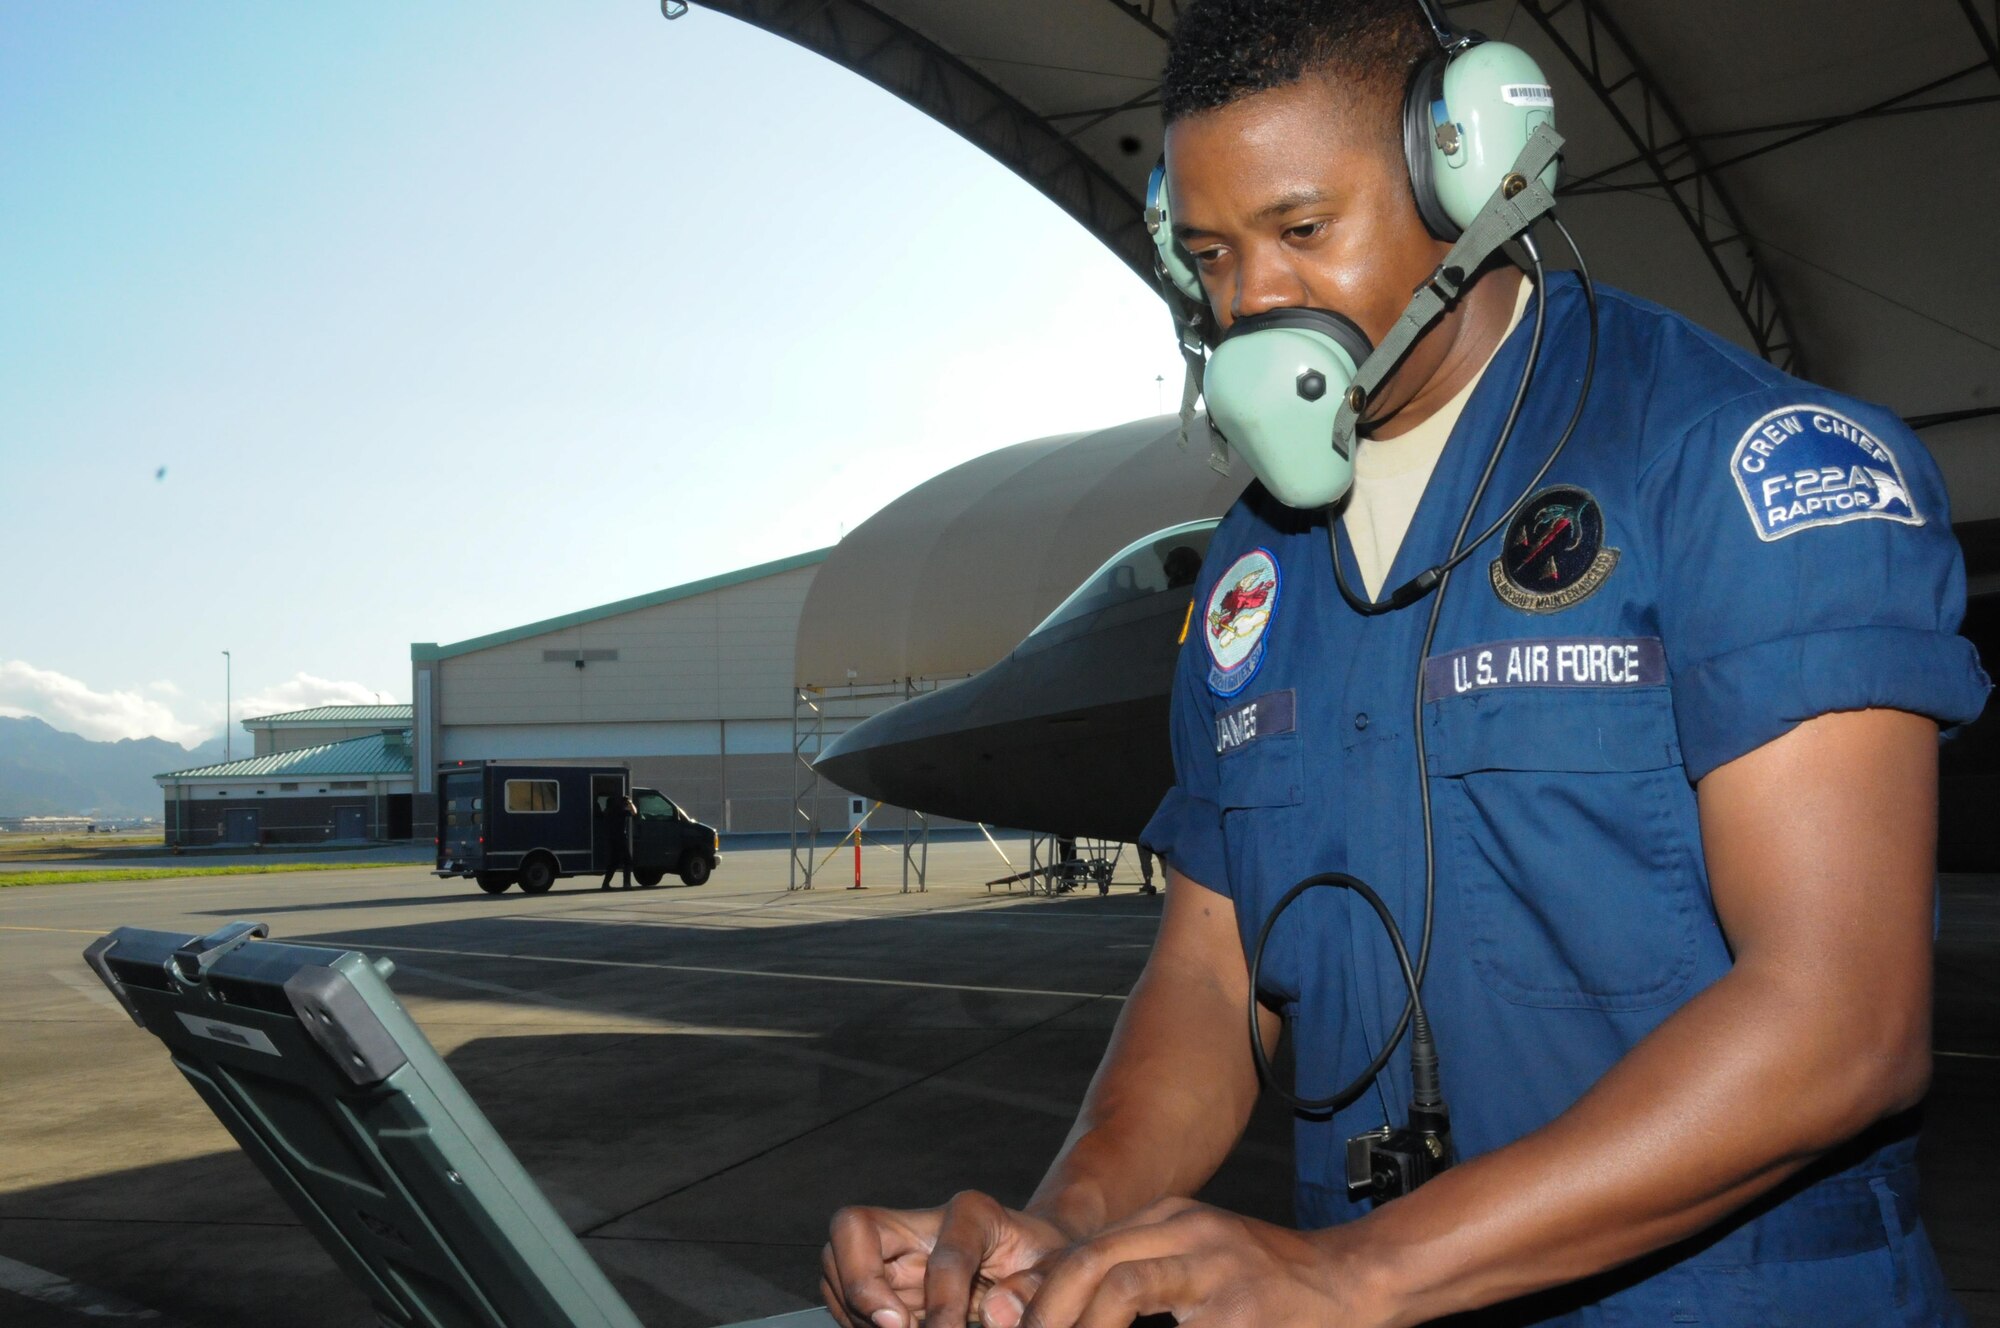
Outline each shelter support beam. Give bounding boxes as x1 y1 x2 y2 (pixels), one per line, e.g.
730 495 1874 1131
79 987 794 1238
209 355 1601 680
699 0 1159 285
1959 0 2000 81
1516 0 1802 371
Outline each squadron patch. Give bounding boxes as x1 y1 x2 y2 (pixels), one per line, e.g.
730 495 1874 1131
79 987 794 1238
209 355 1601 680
1730 405 1923 541
1205 548 1281 696
1490 486 1620 614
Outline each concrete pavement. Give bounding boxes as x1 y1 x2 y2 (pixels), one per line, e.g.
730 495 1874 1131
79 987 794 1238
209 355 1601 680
0 850 1991 1325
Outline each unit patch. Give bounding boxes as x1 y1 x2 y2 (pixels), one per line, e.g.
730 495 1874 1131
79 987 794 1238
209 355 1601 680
1215 689 1296 754
1729 405 1923 540
1490 486 1620 614
1205 548 1281 696
1423 636 1665 702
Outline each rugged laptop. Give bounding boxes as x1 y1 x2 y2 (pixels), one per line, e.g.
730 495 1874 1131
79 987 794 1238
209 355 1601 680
85 920 837 1328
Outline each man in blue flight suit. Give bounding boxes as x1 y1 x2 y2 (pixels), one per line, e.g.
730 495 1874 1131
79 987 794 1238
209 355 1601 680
821 1 1989 1324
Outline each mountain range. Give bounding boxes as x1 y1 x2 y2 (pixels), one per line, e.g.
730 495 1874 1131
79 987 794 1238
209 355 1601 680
0 716 231 818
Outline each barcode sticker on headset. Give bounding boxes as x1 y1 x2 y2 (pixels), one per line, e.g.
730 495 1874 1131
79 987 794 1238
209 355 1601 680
1501 84 1553 107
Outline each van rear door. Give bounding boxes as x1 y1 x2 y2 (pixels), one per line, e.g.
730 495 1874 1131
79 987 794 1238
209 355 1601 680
439 770 484 868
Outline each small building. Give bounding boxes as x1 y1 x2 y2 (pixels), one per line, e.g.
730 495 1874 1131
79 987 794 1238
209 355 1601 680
156 730 414 847
243 704 412 756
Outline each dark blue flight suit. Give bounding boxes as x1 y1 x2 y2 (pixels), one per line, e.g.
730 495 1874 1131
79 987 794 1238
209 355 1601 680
1143 273 1990 1325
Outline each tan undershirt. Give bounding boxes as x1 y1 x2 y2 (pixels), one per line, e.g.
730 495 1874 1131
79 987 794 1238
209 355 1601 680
1344 277 1533 598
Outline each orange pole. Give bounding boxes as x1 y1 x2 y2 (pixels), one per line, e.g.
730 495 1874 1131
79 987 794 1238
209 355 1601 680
850 834 864 890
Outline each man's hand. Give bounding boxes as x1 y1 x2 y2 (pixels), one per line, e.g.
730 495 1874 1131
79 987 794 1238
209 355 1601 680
1001 1198 1370 1328
822 1191 1069 1328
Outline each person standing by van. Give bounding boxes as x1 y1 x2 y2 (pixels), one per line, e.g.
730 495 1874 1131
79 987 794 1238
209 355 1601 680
599 793 636 891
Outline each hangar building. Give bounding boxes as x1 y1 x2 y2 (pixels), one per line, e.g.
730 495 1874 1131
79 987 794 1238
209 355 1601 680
411 550 839 843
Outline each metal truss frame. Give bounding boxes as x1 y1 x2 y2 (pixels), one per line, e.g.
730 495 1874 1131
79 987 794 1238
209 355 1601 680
1961 0 2000 80
789 679 938 892
697 0 1160 284
1094 0 1180 43
788 686 823 891
1511 0 1801 371
699 0 1999 389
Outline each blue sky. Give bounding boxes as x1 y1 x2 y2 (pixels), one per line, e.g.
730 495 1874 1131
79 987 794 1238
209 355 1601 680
0 2 1185 745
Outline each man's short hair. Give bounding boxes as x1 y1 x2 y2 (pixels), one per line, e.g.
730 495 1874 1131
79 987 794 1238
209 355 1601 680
1161 0 1436 148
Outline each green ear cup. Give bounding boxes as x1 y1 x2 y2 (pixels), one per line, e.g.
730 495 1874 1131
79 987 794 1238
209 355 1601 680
1204 309 1373 509
1433 43 1558 230
1407 41 1558 238
1145 161 1204 301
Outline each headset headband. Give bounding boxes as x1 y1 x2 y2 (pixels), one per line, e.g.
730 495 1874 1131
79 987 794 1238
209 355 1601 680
1412 0 1471 53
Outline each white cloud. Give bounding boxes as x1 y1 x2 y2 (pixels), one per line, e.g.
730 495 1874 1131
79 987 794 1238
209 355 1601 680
237 673 398 719
0 663 397 746
0 660 211 745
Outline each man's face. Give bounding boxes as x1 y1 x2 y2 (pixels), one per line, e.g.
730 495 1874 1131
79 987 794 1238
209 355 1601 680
1165 75 1455 418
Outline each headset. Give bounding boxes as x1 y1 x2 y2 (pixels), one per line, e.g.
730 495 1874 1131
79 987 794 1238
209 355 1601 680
1144 0 1601 1204
1144 0 1559 516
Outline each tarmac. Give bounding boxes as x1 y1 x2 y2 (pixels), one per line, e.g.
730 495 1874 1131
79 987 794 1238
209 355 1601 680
0 847 1991 1327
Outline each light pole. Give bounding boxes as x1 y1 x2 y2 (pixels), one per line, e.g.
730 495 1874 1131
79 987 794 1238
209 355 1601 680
222 651 232 761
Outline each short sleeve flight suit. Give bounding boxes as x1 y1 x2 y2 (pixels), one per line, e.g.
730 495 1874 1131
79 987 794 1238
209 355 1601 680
1142 274 1990 1326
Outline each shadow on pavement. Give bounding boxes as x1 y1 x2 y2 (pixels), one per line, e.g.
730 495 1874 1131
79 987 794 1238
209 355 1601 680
5 882 1993 1326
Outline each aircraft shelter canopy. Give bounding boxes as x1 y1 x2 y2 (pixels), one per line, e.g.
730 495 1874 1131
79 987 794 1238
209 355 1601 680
793 417 1246 687
701 0 2000 520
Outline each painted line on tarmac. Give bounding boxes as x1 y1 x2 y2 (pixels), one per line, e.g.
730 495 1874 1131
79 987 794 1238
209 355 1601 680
511 907 1156 935
1937 1049 2000 1060
329 939 1127 1002
0 1252 189 1324
0 924 103 936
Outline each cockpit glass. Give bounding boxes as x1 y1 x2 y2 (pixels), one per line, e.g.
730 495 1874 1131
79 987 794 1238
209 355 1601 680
1030 520 1217 637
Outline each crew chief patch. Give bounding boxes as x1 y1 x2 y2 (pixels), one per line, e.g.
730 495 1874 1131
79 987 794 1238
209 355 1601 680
1729 404 1922 541
1205 548 1281 696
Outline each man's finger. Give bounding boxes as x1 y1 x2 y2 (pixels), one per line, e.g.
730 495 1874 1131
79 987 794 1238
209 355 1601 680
822 1273 856 1328
829 1207 924 1328
824 1248 913 1328
978 1264 1046 1328
924 1192 1004 1328
1075 1256 1198 1328
1020 1219 1200 1328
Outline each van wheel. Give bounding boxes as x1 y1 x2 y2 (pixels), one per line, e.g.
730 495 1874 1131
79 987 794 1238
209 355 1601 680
518 857 557 894
475 873 513 895
679 854 712 887
634 870 664 888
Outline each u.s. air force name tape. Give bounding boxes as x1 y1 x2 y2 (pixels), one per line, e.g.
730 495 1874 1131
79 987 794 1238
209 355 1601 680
1423 636 1665 702
1730 405 1922 541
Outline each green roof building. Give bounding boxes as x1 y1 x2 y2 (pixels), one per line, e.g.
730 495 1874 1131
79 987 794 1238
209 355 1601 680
156 731 414 847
